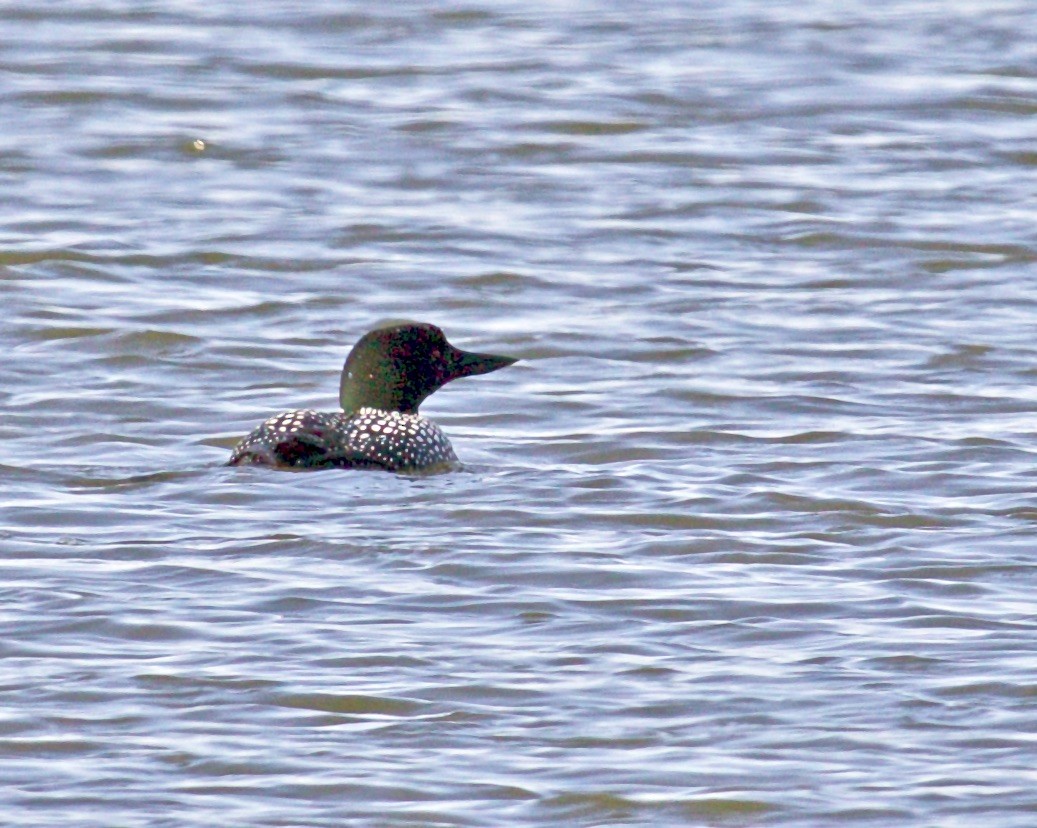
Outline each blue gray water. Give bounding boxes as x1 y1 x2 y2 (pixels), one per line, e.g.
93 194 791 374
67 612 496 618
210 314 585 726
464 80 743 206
2 1 1036 825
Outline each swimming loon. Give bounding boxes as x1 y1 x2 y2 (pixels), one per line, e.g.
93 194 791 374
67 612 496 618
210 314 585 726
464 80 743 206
228 322 516 472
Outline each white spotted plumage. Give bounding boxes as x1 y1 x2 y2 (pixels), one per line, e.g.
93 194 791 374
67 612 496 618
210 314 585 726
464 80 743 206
229 407 458 471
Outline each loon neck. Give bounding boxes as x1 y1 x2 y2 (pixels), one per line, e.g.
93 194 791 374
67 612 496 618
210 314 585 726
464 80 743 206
339 378 418 415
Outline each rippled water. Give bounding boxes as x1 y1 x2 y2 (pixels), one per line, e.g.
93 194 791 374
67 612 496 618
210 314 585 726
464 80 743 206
3 1 1037 825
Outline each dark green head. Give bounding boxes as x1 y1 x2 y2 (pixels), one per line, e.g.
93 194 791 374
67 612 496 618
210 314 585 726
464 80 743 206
338 322 517 414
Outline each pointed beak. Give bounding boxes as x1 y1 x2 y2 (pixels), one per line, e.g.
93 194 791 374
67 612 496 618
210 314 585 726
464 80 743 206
448 347 518 381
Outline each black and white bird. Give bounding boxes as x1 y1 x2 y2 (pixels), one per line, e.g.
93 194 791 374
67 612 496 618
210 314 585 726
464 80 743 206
228 321 516 472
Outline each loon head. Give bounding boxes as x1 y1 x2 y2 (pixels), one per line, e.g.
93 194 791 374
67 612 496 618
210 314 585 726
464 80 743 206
338 321 517 414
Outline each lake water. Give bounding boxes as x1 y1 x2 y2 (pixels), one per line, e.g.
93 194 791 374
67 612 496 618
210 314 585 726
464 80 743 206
2 1 1036 825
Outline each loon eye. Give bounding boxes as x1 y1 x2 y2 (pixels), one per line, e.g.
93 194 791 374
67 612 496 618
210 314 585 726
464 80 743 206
431 349 441 360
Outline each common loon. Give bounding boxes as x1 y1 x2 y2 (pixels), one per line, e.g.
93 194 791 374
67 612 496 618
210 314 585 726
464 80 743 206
228 322 516 472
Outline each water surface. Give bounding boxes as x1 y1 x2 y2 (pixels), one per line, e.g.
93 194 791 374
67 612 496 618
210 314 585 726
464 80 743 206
2 1 1037 825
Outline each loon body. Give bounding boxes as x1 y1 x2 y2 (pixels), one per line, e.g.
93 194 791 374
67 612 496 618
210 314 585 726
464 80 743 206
228 322 516 472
